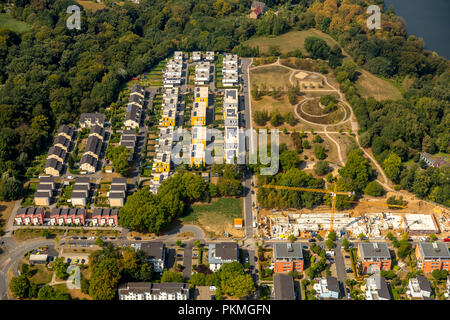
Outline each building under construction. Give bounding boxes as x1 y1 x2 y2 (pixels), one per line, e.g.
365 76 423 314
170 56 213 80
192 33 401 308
263 212 440 239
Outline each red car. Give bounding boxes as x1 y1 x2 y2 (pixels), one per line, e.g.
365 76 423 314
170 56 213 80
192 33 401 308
443 238 450 242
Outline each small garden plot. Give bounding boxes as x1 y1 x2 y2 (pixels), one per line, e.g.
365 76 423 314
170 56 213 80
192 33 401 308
25 154 47 178
57 182 75 207
21 181 38 207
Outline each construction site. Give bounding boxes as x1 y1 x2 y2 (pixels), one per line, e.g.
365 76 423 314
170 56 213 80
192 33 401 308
256 184 450 240
259 211 446 240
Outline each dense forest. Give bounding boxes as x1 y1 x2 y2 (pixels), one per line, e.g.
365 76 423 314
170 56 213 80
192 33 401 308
0 0 448 206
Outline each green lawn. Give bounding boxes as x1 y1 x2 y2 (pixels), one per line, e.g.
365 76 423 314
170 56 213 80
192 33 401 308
181 198 242 224
0 13 30 33
29 264 53 285
244 29 340 55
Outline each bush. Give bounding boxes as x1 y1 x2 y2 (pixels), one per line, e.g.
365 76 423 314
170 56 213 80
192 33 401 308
364 181 385 197
313 160 330 176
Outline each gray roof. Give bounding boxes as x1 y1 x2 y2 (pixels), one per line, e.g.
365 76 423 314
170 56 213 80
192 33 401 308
36 183 53 192
75 177 91 185
225 89 237 100
71 191 88 199
110 184 127 192
273 274 295 300
73 184 89 192
80 154 97 168
48 145 67 160
139 242 165 261
57 124 74 139
80 113 105 125
112 178 127 185
39 176 55 184
90 125 105 138
208 242 239 264
121 135 136 142
376 276 392 300
359 242 391 260
44 158 62 171
34 191 50 198
84 135 102 155
54 135 70 149
109 191 125 199
125 104 141 122
122 129 137 136
416 275 432 293
326 276 339 293
273 243 303 260
417 242 450 259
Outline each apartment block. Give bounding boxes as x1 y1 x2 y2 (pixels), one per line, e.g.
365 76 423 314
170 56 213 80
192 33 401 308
415 242 450 272
273 243 304 272
273 273 295 300
357 242 392 273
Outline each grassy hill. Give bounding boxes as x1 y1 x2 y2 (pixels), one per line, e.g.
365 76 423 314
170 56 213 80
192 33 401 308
356 70 403 101
244 29 340 55
0 13 30 33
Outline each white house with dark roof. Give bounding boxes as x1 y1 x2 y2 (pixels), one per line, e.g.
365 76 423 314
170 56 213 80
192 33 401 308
364 275 392 300
132 242 166 273
208 242 239 271
314 276 340 299
79 113 105 128
407 275 433 299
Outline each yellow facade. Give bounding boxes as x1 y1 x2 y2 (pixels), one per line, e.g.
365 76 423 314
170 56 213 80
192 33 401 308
161 118 175 127
153 162 170 173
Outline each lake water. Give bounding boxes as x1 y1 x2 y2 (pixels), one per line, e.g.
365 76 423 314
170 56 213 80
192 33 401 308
383 0 450 59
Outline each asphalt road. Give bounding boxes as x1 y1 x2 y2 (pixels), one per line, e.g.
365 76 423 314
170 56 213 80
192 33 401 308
0 239 55 300
240 58 255 240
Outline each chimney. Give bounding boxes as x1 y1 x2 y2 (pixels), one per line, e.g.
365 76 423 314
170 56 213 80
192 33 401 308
287 243 293 252
373 243 380 252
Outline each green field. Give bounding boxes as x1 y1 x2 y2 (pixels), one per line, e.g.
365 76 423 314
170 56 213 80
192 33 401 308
0 14 30 33
181 198 242 224
244 29 340 55
356 69 402 101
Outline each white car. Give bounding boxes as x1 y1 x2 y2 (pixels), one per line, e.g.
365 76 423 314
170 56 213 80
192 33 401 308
67 175 74 179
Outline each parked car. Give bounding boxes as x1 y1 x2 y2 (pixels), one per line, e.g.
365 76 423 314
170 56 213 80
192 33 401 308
254 256 257 262
346 288 351 299
444 238 450 242
109 237 115 240
345 255 350 259
308 239 316 242
134 237 141 240
80 236 87 240
176 254 182 257
346 268 353 273
72 236 79 240
245 256 249 263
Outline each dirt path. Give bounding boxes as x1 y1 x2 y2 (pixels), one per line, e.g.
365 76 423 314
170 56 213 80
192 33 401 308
251 59 396 192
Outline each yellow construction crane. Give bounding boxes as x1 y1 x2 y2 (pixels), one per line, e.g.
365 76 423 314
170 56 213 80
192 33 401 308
262 184 354 231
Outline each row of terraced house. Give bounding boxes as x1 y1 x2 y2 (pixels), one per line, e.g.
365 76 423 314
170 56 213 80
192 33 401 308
150 52 186 193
